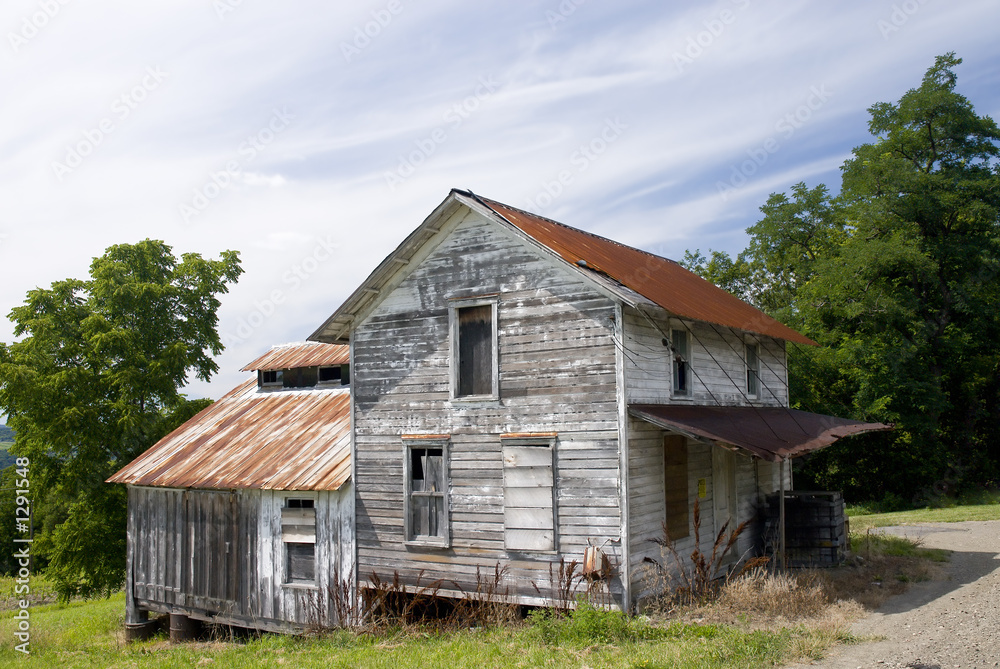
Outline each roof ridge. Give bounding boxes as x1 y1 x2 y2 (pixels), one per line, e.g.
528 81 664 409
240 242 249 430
270 340 330 348
464 190 680 267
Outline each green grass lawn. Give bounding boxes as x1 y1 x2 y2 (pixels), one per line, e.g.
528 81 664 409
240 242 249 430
0 594 837 669
848 492 1000 533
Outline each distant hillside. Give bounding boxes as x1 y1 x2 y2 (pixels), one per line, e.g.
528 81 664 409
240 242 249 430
0 425 16 470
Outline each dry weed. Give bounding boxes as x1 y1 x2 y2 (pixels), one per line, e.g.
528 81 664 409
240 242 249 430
820 554 942 610
680 547 941 632
642 498 752 609
714 566 827 621
530 558 585 613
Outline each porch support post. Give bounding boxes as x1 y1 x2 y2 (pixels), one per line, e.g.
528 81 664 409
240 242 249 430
778 457 787 571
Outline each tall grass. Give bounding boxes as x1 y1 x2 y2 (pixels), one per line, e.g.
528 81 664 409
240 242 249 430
0 594 813 669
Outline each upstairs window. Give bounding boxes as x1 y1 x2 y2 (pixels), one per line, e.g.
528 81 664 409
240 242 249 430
319 364 350 386
671 329 690 396
259 365 350 389
450 299 498 400
281 366 318 388
260 369 284 386
404 438 449 546
745 342 760 397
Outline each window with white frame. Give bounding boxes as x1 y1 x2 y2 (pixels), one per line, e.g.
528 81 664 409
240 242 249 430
404 438 449 546
501 435 556 552
671 328 690 396
745 341 760 397
450 299 498 400
282 497 316 584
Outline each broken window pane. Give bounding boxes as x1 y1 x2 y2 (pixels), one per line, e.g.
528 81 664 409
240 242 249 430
286 542 315 583
408 446 446 541
672 329 689 395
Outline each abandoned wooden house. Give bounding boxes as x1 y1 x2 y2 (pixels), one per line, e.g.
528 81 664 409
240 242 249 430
109 341 354 635
307 189 889 611
111 188 890 633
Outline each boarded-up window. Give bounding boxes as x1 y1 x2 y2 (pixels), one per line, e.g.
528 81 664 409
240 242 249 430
456 304 495 397
407 446 448 543
672 329 690 396
745 343 759 397
282 498 316 584
502 440 555 552
663 435 689 540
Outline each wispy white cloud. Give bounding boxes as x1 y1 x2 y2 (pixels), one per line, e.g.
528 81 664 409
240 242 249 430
1 0 999 399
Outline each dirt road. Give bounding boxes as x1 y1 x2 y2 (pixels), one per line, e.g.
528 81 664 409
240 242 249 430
788 520 1000 669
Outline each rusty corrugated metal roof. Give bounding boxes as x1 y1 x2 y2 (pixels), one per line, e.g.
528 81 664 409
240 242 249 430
107 379 351 491
241 341 349 372
473 194 816 346
629 404 892 462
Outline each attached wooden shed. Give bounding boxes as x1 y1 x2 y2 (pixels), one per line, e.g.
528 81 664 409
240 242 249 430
108 342 354 634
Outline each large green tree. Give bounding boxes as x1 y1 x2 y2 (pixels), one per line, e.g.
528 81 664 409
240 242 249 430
0 240 242 598
685 54 1000 502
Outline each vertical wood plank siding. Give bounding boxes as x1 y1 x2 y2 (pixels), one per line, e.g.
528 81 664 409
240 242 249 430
353 210 623 602
127 484 353 631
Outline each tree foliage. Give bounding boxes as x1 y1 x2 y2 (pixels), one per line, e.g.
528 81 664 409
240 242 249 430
0 240 242 598
685 54 1000 502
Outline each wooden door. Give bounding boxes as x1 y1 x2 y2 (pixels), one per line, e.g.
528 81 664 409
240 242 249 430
712 448 737 541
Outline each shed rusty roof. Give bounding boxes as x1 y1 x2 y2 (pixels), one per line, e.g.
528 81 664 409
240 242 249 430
630 404 892 462
473 195 816 346
108 379 351 491
241 341 349 372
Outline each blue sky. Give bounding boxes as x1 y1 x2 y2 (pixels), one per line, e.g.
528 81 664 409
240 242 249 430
2 0 999 402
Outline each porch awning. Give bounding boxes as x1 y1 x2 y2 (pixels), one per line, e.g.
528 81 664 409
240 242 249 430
629 404 892 462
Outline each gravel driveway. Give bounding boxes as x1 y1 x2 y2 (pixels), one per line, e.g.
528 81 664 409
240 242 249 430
787 520 1000 669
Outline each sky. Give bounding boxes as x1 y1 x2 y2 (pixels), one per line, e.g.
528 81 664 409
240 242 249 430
1 0 999 403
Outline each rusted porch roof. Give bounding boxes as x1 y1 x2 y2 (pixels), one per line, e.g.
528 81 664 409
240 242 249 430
629 404 892 462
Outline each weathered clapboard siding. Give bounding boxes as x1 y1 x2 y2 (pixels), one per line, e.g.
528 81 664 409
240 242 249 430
127 484 353 632
622 307 788 406
353 209 624 604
